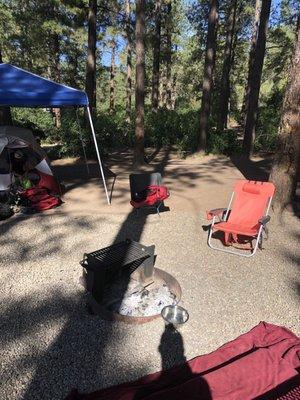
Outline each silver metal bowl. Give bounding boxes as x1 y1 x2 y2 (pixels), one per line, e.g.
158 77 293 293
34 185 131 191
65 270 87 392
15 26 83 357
161 305 189 328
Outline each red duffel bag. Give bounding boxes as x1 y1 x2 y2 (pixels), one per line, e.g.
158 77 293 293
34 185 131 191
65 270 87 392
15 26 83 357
21 187 62 211
130 185 170 208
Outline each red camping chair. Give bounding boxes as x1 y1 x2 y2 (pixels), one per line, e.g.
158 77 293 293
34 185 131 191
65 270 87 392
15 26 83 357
129 173 169 216
206 180 275 257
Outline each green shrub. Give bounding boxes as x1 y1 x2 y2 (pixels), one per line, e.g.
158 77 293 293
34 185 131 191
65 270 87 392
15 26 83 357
207 130 241 155
255 105 281 153
12 108 54 140
10 106 242 158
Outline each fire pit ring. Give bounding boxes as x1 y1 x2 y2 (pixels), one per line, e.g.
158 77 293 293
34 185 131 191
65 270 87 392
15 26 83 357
87 267 182 325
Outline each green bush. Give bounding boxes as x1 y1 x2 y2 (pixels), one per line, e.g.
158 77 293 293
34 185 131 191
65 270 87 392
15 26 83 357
207 130 241 155
145 108 199 151
12 108 54 140
255 98 281 153
10 106 250 158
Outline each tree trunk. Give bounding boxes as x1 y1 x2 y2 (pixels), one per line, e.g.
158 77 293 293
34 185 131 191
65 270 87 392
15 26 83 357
109 40 116 114
0 49 12 125
159 68 166 108
217 0 237 133
198 0 219 151
52 34 61 128
134 0 146 166
165 1 172 110
85 0 97 110
242 0 261 116
269 18 300 210
151 0 162 112
171 72 177 110
125 0 132 121
242 0 271 157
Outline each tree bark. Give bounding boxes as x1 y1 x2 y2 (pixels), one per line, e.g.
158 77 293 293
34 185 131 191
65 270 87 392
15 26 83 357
0 48 12 125
85 0 97 110
269 17 300 210
109 40 116 114
217 0 237 133
198 0 219 151
242 0 271 157
243 0 261 116
165 1 172 110
125 0 132 121
134 0 146 166
52 34 61 128
151 0 162 112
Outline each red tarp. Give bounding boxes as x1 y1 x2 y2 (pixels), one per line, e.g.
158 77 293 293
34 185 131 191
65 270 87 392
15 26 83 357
66 322 300 400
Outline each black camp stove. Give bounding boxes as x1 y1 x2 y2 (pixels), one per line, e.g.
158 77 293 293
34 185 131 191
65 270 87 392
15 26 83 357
80 239 155 303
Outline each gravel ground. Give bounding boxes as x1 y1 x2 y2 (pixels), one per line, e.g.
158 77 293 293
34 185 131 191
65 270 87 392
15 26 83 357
0 205 299 400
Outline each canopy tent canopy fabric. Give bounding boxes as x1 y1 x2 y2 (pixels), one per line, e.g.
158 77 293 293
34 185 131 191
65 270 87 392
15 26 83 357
0 63 88 107
0 63 109 204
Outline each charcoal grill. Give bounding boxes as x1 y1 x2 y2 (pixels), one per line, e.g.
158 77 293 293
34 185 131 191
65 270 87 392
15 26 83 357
80 239 155 303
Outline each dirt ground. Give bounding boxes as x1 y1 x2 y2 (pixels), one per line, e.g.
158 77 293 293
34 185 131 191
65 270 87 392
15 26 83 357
1 148 299 400
52 148 276 216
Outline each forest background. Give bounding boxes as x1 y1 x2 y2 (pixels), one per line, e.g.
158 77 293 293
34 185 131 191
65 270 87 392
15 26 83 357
0 0 299 208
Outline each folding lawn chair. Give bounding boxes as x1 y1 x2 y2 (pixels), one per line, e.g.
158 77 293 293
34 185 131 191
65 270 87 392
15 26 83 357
206 180 275 257
129 172 169 216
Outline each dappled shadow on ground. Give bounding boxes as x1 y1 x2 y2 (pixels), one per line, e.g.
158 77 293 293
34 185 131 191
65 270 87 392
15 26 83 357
230 155 273 181
281 230 300 303
51 148 238 212
0 212 102 263
1 147 173 399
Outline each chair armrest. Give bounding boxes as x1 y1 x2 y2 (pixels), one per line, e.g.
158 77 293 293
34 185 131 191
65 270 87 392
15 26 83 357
258 215 271 225
206 208 227 221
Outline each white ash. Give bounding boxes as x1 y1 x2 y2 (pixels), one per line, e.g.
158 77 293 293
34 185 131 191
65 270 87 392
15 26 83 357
103 279 177 317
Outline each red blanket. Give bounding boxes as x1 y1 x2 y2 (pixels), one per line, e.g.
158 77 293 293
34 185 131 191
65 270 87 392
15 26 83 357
66 322 300 400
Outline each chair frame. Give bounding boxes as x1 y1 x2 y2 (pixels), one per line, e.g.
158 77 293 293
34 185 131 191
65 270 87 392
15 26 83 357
207 191 273 257
134 200 163 216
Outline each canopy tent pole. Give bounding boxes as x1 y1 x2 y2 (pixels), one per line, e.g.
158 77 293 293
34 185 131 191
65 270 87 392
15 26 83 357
76 108 90 175
86 106 110 205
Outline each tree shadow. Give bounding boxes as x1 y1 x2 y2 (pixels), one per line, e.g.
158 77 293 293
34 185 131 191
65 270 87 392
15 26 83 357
230 154 273 181
11 147 173 399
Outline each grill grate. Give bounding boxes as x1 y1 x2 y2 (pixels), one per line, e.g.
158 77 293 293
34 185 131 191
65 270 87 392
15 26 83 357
84 240 151 270
80 239 155 303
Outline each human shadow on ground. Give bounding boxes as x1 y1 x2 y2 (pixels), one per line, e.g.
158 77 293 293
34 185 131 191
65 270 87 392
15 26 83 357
82 325 212 400
129 325 212 400
16 148 172 399
155 326 211 399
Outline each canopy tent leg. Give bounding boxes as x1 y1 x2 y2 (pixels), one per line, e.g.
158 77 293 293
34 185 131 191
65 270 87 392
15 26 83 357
86 106 110 205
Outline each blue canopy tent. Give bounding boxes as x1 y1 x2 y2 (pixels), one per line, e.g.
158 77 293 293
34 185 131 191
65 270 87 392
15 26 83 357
0 63 110 204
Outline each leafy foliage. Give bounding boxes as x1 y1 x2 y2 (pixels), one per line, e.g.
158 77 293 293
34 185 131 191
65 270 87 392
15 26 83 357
0 0 297 157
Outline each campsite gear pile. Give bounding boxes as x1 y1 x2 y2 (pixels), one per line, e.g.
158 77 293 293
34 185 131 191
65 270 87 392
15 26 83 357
21 187 62 211
0 126 62 217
